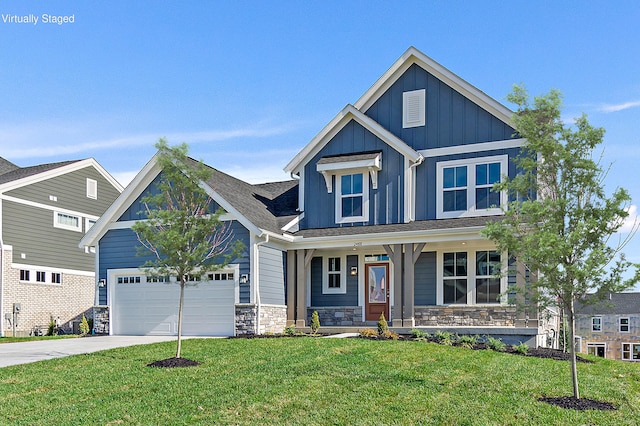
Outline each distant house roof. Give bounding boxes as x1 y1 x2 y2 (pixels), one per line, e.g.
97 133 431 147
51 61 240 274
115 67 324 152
575 293 640 315
0 160 80 186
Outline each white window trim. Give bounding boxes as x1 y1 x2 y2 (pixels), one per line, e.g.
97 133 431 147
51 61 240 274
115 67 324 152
335 172 369 224
436 248 507 306
19 268 63 286
322 255 346 294
54 211 83 232
586 342 606 357
591 316 602 332
87 178 98 199
622 342 640 361
436 155 508 219
619 317 630 333
403 89 426 128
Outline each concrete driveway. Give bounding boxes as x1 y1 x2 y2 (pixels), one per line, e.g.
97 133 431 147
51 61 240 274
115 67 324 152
0 335 181 368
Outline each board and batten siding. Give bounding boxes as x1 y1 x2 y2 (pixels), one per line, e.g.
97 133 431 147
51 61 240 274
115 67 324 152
364 63 517 151
415 146 521 221
257 245 285 305
2 200 94 271
5 167 121 217
302 120 405 230
414 251 437 305
98 221 251 305
310 255 358 307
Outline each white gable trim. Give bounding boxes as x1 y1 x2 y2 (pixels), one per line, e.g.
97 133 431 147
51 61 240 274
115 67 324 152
284 104 421 174
419 138 525 158
354 46 514 127
0 158 123 194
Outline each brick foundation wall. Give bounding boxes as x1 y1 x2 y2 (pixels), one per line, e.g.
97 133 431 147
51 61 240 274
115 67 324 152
2 248 95 336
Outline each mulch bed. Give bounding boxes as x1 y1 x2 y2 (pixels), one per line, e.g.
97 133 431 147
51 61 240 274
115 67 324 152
538 396 617 411
147 357 201 368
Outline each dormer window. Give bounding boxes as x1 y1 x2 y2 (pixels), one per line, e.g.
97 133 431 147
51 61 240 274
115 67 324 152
317 152 382 224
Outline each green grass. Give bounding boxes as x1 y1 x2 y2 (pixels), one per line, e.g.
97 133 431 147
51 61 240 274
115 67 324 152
0 335 79 344
0 338 639 425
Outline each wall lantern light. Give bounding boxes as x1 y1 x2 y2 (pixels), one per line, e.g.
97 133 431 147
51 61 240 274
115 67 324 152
350 266 358 276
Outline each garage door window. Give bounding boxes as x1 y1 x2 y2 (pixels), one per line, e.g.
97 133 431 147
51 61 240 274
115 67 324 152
117 276 141 284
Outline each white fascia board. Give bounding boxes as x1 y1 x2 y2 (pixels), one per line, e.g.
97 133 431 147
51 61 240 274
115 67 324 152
354 46 515 127
419 138 526 158
80 154 162 248
289 226 489 250
0 158 124 194
284 105 421 174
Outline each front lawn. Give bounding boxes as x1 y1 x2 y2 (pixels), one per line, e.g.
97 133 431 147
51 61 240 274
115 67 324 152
0 338 638 425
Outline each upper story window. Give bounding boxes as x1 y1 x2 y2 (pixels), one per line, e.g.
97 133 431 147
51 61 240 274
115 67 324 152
337 173 367 222
402 89 426 128
591 316 602 332
317 152 381 225
436 155 508 219
54 212 82 232
620 317 630 333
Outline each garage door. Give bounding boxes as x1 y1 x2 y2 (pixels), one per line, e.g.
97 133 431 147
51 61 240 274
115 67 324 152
110 271 236 336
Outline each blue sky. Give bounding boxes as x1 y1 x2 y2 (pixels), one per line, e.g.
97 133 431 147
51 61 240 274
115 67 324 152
2 1 640 287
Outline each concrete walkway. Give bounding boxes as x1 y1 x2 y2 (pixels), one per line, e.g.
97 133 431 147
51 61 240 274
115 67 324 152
0 335 180 368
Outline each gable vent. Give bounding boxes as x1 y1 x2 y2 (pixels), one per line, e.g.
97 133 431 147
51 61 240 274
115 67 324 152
403 89 426 128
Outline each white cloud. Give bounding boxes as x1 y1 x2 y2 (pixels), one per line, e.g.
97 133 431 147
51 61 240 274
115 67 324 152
597 100 640 113
617 204 639 234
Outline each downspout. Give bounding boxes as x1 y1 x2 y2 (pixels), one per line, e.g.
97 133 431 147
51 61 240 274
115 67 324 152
254 233 269 334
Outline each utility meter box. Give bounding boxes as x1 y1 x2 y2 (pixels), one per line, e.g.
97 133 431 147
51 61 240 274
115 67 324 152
13 303 21 314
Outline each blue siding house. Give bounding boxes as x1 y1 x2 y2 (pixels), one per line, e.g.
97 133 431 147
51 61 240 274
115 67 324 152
81 47 556 346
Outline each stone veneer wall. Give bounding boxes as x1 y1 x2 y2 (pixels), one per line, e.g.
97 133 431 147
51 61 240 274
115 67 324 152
92 306 109 334
307 306 364 327
414 306 518 327
235 304 288 335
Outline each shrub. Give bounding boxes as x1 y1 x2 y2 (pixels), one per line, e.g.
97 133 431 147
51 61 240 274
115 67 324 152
486 336 507 352
457 334 479 349
410 328 428 340
46 319 56 336
377 313 389 336
283 324 296 336
79 315 90 336
87 318 94 333
360 328 378 338
310 311 321 334
513 342 529 355
380 330 400 340
434 330 452 346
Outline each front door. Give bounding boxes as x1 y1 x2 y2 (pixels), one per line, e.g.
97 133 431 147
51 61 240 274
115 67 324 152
365 263 390 321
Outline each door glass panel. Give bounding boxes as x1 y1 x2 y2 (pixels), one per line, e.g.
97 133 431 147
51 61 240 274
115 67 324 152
368 265 387 303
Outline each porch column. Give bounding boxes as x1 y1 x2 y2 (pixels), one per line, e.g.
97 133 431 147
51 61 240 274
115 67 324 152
295 250 306 327
402 243 425 328
384 244 403 327
286 250 296 326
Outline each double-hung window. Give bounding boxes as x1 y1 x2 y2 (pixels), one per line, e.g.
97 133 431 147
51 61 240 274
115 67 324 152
620 317 630 333
622 343 640 361
443 252 467 304
475 251 501 304
592 317 602 332
323 256 345 294
437 155 508 218
338 174 364 221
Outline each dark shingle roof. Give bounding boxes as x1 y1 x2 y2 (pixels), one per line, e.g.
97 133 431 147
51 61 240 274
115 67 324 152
293 216 502 238
576 293 640 315
0 160 81 186
186 158 298 235
0 158 19 176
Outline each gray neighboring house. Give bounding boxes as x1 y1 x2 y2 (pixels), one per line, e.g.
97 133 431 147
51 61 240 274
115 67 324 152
575 292 640 361
0 157 122 336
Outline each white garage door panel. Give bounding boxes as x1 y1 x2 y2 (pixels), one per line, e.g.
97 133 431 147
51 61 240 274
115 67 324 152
112 279 235 336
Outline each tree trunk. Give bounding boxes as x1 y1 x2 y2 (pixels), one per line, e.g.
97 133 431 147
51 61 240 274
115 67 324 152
176 280 185 359
568 299 580 399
